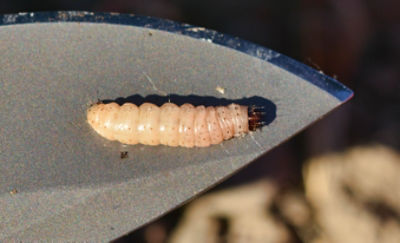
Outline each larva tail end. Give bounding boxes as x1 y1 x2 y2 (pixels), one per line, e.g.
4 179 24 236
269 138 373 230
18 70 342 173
248 106 266 131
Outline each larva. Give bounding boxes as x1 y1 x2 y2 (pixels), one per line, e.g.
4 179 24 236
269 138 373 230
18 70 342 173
87 102 263 148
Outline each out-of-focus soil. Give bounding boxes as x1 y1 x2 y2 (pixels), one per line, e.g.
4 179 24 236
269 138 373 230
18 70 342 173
166 146 400 243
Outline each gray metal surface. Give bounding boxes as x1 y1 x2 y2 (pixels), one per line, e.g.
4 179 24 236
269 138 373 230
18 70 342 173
0 12 352 241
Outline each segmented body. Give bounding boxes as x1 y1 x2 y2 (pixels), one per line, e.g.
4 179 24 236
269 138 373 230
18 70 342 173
87 102 256 147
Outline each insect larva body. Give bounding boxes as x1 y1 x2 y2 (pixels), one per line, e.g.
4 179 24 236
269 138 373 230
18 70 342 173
87 102 263 148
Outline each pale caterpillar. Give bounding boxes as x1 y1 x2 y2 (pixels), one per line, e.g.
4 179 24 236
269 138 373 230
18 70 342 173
87 102 264 147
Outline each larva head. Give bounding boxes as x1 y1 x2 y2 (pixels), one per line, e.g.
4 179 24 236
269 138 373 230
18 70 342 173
248 106 266 131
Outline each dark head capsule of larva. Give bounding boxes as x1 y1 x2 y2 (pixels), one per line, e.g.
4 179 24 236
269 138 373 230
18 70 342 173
87 102 265 148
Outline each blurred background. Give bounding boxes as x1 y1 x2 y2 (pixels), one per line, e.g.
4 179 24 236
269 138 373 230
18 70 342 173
1 0 399 242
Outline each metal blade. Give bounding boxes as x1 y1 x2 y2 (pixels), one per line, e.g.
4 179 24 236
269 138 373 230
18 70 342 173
0 12 353 241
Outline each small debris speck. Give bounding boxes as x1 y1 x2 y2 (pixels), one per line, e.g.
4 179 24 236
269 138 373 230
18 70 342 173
120 151 129 159
216 86 225 94
10 189 18 195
